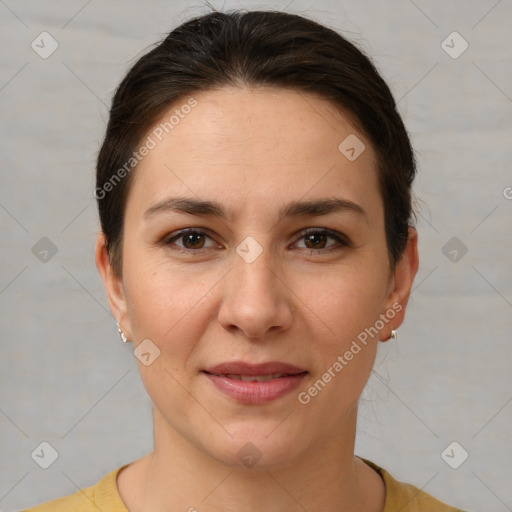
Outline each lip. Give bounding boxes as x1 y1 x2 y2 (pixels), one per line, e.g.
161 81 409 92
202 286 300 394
202 360 308 405
203 361 306 376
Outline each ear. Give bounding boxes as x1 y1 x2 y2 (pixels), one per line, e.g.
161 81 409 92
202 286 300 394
95 232 132 338
379 227 419 342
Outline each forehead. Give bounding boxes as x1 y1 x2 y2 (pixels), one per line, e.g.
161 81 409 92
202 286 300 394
127 86 382 222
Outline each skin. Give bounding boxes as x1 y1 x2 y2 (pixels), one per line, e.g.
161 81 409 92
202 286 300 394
96 86 419 512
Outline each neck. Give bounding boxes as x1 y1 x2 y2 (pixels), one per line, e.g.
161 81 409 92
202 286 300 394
119 405 385 512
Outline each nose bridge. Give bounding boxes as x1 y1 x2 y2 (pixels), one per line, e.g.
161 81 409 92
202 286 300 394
218 233 291 338
231 235 277 296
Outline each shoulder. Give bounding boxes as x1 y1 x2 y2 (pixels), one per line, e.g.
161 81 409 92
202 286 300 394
360 458 468 512
20 488 95 511
20 464 129 512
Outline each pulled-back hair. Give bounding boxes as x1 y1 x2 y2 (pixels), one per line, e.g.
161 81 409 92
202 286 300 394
96 9 416 275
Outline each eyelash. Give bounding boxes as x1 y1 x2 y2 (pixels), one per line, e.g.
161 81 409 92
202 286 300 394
162 227 350 255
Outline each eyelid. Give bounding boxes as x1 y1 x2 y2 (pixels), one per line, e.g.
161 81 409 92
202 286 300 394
295 227 351 247
163 227 220 249
291 228 351 255
163 227 351 253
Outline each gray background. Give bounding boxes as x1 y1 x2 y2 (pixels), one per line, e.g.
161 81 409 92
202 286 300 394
1 1 511 511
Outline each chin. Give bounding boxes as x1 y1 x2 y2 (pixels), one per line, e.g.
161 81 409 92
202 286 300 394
203 420 306 472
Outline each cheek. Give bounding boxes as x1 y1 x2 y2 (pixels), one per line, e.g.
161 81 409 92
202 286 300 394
123 263 214 409
297 258 388 343
123 240 389 357
124 261 212 347
293 259 388 403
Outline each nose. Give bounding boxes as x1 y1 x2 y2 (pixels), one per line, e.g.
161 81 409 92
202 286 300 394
217 242 294 340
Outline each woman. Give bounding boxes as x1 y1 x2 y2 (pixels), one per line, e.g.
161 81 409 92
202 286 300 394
23 9 467 512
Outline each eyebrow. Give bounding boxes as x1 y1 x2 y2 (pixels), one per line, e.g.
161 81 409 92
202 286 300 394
144 196 367 223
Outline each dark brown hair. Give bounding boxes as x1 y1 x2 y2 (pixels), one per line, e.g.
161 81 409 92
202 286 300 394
96 9 416 275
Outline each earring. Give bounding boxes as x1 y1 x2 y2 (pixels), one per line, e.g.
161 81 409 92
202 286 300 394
390 329 398 340
117 322 129 343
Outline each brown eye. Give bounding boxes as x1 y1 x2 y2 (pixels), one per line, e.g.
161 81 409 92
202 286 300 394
164 229 218 252
303 232 328 250
181 232 206 249
294 228 350 253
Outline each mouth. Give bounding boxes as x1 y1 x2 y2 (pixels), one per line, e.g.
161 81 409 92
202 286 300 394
203 360 307 376
203 372 305 382
201 361 308 404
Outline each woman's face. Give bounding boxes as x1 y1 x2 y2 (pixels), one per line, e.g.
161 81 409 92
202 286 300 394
97 86 417 469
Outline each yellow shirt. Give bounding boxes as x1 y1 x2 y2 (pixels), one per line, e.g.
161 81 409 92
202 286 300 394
21 458 466 511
